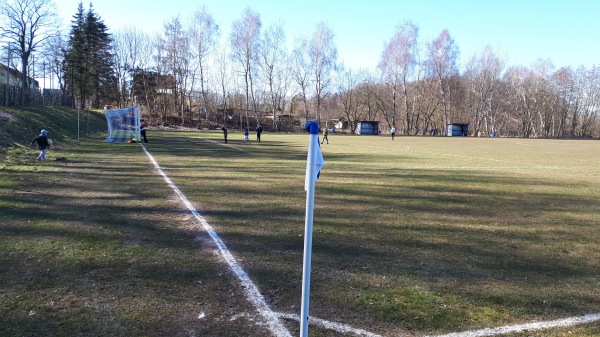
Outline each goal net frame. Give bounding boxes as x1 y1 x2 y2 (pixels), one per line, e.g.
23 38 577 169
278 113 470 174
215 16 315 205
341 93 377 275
103 105 141 143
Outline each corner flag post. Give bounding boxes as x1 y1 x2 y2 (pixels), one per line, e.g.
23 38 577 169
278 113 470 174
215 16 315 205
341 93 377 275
300 122 324 337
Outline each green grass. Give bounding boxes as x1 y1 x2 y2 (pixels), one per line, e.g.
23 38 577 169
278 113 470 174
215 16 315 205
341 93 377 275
2 108 600 336
137 131 600 336
1 136 265 336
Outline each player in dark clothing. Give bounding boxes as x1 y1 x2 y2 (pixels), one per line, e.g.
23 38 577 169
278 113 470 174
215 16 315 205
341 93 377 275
31 129 50 161
221 127 228 143
140 124 148 143
256 125 263 142
321 127 329 144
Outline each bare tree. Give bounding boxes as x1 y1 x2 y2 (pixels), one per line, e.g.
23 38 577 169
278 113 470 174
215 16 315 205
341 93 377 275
356 70 382 124
412 74 441 134
425 29 459 128
258 21 287 130
309 22 337 126
40 33 66 91
230 7 261 129
571 66 600 137
464 46 505 136
157 17 193 125
113 26 152 108
0 0 59 105
128 31 158 123
551 67 576 137
529 60 556 137
378 20 419 134
503 65 551 137
190 5 219 119
214 41 232 125
291 35 312 123
112 28 132 107
338 67 361 132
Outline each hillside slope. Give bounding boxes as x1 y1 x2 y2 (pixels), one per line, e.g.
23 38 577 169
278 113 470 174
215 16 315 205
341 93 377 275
0 107 107 162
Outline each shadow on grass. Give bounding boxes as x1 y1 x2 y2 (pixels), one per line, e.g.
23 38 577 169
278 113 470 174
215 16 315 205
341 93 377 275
0 141 271 337
5 131 599 335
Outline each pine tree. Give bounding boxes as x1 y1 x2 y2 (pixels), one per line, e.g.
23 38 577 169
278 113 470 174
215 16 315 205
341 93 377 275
64 2 114 109
64 3 85 108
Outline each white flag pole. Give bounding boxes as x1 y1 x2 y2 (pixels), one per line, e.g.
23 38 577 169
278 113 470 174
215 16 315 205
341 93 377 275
300 121 324 337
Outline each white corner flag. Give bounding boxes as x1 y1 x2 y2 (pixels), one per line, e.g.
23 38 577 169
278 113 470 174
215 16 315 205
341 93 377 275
304 122 325 191
300 121 325 337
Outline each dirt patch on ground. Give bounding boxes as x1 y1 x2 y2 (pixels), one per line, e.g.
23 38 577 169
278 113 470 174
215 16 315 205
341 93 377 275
55 157 72 163
11 190 48 196
0 111 19 122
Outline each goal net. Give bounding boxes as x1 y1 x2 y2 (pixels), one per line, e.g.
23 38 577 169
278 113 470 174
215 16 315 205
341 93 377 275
103 105 141 143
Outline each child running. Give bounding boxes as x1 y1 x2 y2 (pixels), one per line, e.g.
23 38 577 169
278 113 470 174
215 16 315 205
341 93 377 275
31 129 50 161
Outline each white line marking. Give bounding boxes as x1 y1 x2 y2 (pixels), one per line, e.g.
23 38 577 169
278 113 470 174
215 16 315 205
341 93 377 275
142 146 291 337
427 313 600 337
276 312 384 337
194 136 245 151
141 145 600 337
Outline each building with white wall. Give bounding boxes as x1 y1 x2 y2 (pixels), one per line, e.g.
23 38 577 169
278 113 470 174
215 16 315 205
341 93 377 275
1 62 40 90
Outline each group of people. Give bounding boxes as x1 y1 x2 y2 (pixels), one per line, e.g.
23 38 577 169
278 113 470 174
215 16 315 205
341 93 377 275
28 121 407 162
31 123 334 162
221 125 264 144
220 125 333 145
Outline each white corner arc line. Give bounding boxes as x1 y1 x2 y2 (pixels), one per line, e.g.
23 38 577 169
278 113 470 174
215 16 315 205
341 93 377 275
427 313 600 337
141 146 600 337
276 312 385 337
142 146 291 337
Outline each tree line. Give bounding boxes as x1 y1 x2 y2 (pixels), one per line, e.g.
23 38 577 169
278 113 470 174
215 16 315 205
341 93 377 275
1 0 599 137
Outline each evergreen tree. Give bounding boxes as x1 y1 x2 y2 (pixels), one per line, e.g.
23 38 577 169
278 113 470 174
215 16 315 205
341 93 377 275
64 3 86 108
64 2 114 109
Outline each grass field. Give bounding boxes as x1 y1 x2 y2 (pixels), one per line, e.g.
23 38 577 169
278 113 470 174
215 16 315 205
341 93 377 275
2 121 600 336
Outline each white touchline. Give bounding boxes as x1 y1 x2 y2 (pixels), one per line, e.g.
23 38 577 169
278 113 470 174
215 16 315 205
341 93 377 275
142 146 600 337
142 146 291 337
427 313 600 337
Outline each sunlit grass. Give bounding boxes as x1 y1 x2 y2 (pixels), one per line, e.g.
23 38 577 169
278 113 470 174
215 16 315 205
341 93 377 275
140 131 600 335
2 127 600 336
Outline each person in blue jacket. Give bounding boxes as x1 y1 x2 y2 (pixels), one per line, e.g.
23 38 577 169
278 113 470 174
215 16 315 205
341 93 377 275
243 127 251 144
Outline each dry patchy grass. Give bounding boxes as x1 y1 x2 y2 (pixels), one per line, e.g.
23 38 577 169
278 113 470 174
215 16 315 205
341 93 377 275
2 130 600 336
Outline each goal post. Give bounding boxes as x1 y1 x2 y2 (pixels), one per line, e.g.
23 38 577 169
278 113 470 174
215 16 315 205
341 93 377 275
103 104 141 143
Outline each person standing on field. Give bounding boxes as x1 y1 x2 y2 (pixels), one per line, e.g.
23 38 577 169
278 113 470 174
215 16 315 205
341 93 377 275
256 125 263 142
321 127 329 144
140 123 148 143
222 126 228 143
243 127 251 144
31 129 50 161
391 126 396 140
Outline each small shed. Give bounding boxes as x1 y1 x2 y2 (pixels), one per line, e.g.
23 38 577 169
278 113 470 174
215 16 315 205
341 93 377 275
356 121 380 135
446 123 469 137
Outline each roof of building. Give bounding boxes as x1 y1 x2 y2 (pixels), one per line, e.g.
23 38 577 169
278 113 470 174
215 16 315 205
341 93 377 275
0 62 40 87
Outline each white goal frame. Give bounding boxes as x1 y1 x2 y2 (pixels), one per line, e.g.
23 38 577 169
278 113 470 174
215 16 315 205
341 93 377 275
103 105 141 143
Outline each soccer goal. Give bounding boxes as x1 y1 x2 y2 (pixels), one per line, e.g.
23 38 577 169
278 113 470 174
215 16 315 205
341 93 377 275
103 105 141 143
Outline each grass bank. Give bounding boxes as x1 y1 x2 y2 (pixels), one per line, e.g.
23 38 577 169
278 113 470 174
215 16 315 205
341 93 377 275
0 106 106 165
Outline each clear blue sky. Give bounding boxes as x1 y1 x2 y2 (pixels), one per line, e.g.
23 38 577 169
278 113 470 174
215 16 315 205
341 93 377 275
54 0 599 72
